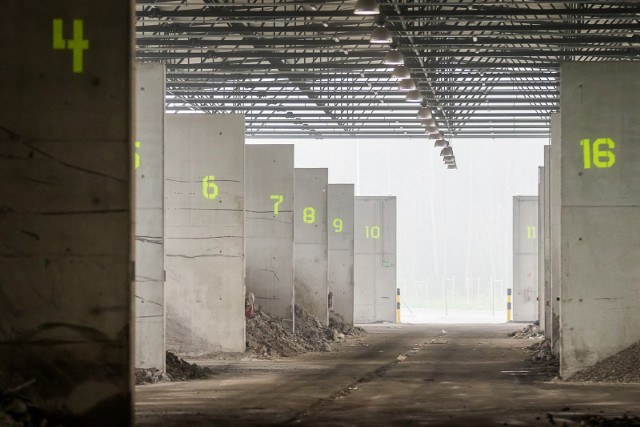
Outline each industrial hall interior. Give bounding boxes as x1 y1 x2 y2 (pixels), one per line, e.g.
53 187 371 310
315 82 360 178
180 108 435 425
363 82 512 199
1 0 640 426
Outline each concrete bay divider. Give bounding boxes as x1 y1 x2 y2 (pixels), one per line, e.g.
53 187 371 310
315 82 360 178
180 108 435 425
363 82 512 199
537 166 546 332
294 168 329 325
328 184 355 324
165 115 245 354
246 144 295 330
549 113 561 357
0 2 133 424
559 62 640 377
542 147 552 336
512 196 538 322
135 63 165 370
354 196 397 323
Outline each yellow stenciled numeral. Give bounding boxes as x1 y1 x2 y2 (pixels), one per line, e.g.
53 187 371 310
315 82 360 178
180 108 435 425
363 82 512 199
270 194 283 215
366 225 380 239
527 226 536 240
303 207 315 224
52 19 89 73
581 138 616 169
333 218 343 233
135 141 141 169
202 176 219 200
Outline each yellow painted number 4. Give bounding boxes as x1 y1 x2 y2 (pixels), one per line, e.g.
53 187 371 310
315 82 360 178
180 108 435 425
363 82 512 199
580 138 616 169
53 19 89 73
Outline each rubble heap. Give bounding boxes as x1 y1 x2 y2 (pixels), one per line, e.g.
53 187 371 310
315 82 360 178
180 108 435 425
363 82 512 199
528 340 555 362
567 341 640 383
135 351 215 385
0 379 61 427
509 323 544 339
246 305 365 358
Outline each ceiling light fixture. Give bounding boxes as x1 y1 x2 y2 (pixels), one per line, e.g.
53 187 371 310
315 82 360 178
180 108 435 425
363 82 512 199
417 106 432 120
434 139 448 148
398 78 416 91
384 44 405 65
406 90 422 102
391 65 410 80
354 0 379 15
370 25 392 44
440 146 453 157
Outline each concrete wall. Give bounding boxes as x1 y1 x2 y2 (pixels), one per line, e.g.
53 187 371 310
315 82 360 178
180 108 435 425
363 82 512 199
328 184 355 324
164 115 245 354
550 113 561 356
543 147 552 336
0 2 132 425
537 167 546 332
354 197 397 323
559 62 640 377
512 196 538 322
246 145 295 330
294 168 329 324
135 63 165 370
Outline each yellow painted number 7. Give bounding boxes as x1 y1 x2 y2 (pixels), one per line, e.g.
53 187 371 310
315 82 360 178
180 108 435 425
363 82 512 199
271 195 284 215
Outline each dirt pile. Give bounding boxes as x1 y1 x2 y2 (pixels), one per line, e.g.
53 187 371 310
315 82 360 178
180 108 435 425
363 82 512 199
545 412 640 426
136 351 215 385
567 341 640 383
528 339 555 362
245 305 365 358
509 323 544 339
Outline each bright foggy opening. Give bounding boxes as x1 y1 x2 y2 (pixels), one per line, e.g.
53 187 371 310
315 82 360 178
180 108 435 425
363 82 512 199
249 137 546 323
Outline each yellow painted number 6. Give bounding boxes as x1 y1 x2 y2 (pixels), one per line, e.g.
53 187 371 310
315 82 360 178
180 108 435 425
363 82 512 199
202 176 219 200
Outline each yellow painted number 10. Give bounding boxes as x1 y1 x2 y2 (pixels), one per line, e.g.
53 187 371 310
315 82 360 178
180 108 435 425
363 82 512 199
366 225 380 239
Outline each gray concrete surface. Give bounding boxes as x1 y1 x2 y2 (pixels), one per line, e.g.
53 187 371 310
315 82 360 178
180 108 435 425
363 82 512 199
543 147 552 335
135 63 165 371
245 144 295 330
136 324 640 427
354 197 397 323
559 62 640 378
537 167 546 332
294 168 329 324
0 3 132 425
328 184 355 324
512 196 539 322
550 113 562 357
164 115 245 354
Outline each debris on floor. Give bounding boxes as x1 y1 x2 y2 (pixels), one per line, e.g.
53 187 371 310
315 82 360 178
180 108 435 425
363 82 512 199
509 323 545 339
429 336 449 345
567 341 640 383
0 379 61 427
544 412 640 426
526 340 559 381
135 351 215 385
245 305 365 358
528 339 555 361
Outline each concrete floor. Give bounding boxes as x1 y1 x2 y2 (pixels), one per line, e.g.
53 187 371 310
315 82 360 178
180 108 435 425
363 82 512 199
135 324 640 426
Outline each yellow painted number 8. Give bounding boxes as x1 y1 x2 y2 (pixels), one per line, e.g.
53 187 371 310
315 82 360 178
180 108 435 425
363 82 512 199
202 176 219 200
303 207 315 224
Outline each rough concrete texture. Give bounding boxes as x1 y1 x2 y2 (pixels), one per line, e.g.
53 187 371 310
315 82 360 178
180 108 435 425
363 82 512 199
543 147 552 338
537 166 546 333
512 196 539 322
294 168 329 325
0 2 132 425
135 63 166 371
328 184 355 325
560 62 640 378
568 340 640 383
550 113 562 357
245 144 295 330
164 115 245 354
136 324 640 427
354 197 397 323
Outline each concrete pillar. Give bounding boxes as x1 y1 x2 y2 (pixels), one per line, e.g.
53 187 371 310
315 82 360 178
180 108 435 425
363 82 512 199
537 167 546 332
294 168 329 324
164 115 245 354
0 3 132 425
549 113 561 356
328 184 355 324
135 63 165 370
354 196 397 323
245 144 295 330
543 147 552 335
559 62 640 377
512 196 538 322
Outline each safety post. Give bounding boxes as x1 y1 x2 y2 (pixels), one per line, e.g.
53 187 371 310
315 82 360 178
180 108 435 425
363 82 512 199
396 288 401 323
507 288 513 321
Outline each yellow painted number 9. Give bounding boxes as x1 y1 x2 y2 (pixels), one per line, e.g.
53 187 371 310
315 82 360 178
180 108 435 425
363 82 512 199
202 175 219 200
333 218 343 233
303 207 316 224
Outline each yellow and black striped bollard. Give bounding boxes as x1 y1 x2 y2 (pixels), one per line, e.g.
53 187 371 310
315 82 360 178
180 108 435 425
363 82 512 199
396 288 401 323
506 288 513 321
